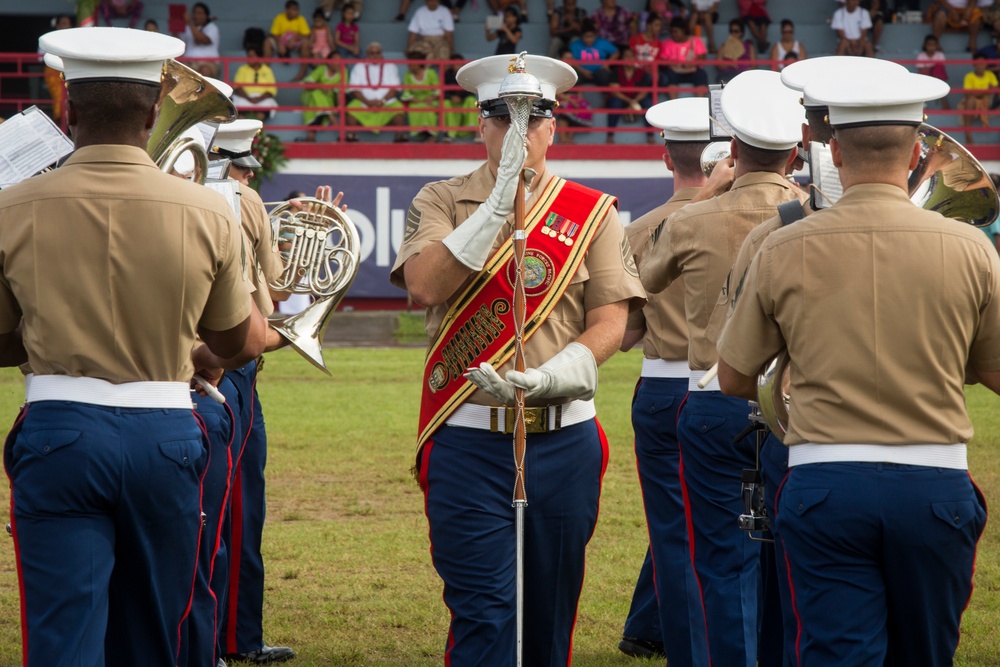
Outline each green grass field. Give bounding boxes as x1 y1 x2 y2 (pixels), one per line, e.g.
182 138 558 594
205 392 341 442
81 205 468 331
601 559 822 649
0 347 998 665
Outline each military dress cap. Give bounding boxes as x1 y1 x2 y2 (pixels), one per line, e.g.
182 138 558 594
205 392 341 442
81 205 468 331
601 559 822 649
805 70 950 128
39 27 185 85
456 53 577 118
204 75 234 100
211 118 262 169
721 70 804 151
645 97 711 142
781 56 909 110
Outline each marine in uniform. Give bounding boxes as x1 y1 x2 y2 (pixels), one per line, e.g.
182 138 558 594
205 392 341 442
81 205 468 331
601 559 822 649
389 53 645 665
207 119 298 665
638 70 805 667
702 55 909 667
618 97 712 667
717 70 1000 667
3 27 255 667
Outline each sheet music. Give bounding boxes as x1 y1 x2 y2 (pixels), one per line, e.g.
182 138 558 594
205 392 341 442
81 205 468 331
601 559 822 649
708 84 733 141
808 142 843 209
204 178 242 224
207 158 230 180
0 107 74 189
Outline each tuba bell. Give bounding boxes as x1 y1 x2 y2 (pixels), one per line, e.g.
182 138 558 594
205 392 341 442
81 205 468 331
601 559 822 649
700 141 732 178
147 60 237 184
755 124 1000 442
268 198 361 375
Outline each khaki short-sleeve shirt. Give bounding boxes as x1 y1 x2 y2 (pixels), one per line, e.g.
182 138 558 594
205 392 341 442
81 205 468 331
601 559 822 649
390 164 646 405
639 172 806 370
237 184 283 317
626 187 700 361
718 183 1000 445
0 145 251 383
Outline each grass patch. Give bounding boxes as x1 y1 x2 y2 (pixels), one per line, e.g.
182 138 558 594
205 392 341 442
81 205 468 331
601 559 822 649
0 348 997 665
392 311 427 345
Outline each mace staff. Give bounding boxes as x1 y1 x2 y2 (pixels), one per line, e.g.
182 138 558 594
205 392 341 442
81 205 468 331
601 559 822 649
498 50 542 667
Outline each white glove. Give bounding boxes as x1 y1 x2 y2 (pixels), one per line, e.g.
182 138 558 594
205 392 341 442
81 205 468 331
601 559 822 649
464 362 516 405
442 122 527 271
507 342 598 402
464 343 599 405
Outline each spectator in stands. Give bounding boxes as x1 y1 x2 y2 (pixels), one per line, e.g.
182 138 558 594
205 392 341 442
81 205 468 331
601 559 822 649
401 50 441 141
300 51 343 141
231 42 280 120
929 0 986 53
605 46 654 144
716 18 757 83
556 51 594 144
636 0 686 35
407 0 455 66
836 0 884 52
487 0 529 22
569 19 620 88
98 0 143 29
42 14 73 123
173 2 221 78
345 41 407 142
334 2 360 57
441 53 478 142
396 0 467 23
917 34 952 109
145 19 159 31
832 0 875 57
769 19 807 70
958 52 997 143
983 0 1000 35
265 0 311 80
593 0 634 51
308 7 335 60
689 1 720 54
739 0 771 54
658 16 708 98
487 7 523 55
630 13 664 75
548 0 588 58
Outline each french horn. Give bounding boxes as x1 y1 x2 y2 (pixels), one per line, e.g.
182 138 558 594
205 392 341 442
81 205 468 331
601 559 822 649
147 60 236 184
756 124 1000 442
268 198 361 375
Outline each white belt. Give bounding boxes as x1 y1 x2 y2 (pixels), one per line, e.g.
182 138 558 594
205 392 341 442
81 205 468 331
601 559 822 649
688 369 720 392
445 399 596 434
26 375 194 409
789 443 968 470
641 358 690 379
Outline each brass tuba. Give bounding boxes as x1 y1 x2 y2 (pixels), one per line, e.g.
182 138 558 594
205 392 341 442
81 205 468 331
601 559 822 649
700 141 732 178
268 198 361 375
147 60 236 184
756 124 1000 442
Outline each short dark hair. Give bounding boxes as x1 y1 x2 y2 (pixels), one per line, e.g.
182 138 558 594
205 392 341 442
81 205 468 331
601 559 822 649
665 141 709 178
68 80 159 134
285 0 299 8
735 137 793 171
669 17 688 33
193 2 210 18
781 19 794 30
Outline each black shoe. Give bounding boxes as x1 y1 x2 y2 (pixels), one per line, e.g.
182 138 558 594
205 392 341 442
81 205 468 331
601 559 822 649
225 646 296 664
618 636 666 659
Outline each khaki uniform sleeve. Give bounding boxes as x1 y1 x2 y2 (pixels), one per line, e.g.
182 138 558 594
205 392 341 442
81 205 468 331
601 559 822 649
716 245 785 376
639 212 686 295
0 271 21 335
243 188 283 286
582 206 646 313
969 242 1000 371
389 181 459 289
200 212 253 332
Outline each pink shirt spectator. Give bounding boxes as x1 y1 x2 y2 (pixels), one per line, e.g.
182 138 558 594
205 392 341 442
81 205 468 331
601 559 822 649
660 36 706 73
336 22 359 53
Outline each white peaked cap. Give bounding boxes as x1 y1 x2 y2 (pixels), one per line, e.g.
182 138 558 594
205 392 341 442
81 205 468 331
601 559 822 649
456 53 577 104
645 97 711 142
805 70 950 127
203 75 234 100
39 27 184 84
211 118 263 168
781 56 909 109
721 70 804 151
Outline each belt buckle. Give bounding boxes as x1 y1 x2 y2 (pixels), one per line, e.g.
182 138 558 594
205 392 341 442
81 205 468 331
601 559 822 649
488 405 563 434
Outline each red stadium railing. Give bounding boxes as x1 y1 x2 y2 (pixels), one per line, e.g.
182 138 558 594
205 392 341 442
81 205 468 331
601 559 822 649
4 52 1000 160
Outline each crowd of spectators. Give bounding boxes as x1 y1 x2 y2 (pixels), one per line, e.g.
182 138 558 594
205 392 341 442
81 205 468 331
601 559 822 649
44 1 1000 143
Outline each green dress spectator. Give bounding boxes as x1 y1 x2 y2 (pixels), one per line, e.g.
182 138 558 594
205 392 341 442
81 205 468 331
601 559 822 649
300 54 344 141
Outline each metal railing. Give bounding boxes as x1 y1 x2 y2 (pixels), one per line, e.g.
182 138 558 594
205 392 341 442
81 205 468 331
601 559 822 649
4 52 1000 147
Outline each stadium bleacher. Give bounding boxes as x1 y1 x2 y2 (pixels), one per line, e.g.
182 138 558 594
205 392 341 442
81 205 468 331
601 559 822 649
4 0 996 144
